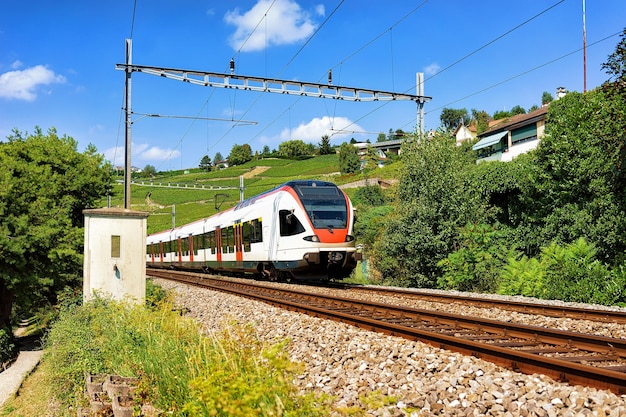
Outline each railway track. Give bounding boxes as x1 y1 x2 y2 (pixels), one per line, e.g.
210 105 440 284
343 285 626 324
147 269 626 394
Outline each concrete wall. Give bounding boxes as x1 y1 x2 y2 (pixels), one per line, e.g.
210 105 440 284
83 208 149 304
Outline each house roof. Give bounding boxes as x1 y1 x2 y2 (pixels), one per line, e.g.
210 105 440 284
479 106 548 137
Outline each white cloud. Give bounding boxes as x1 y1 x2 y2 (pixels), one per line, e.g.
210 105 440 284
279 116 366 143
424 63 440 76
10 60 23 69
104 143 181 166
0 65 66 101
225 0 319 52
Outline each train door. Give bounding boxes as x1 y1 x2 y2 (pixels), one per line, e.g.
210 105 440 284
267 195 282 260
215 226 222 263
234 224 243 263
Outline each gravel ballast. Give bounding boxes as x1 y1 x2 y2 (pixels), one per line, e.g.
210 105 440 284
154 279 626 416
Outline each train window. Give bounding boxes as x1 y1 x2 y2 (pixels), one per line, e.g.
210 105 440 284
292 184 348 229
242 222 251 252
193 234 201 255
251 218 263 243
279 210 305 236
206 231 216 254
181 237 189 256
221 227 231 253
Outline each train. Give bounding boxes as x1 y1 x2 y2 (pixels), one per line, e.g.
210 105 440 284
146 180 361 281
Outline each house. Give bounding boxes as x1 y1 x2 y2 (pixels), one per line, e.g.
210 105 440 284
453 122 478 146
472 105 548 162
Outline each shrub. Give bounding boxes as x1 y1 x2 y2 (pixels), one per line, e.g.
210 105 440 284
498 238 626 306
41 294 332 415
437 224 515 293
0 326 16 364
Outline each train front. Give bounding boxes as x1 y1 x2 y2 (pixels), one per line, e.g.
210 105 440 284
286 181 360 280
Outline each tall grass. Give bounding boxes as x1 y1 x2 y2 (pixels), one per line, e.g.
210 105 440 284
41 287 333 416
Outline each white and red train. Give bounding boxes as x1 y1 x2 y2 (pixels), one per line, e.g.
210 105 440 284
146 180 360 281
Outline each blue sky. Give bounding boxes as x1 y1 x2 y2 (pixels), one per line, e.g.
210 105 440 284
1 0 624 171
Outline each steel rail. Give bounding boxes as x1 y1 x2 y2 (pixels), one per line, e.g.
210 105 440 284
345 285 626 324
148 269 626 394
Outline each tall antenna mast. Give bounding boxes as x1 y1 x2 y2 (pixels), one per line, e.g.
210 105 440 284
582 0 587 92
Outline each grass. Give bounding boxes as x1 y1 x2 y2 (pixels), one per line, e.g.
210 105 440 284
1 282 335 417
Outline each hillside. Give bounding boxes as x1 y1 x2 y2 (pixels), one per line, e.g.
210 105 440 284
107 154 401 234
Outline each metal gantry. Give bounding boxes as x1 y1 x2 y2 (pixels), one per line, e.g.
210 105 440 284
116 63 431 104
117 39 432 208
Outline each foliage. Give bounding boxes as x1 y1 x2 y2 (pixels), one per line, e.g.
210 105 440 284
602 27 626 83
338 142 360 174
439 108 469 132
541 91 554 105
510 105 526 115
184 326 332 416
521 88 626 262
471 109 490 134
199 155 212 171
278 139 315 159
498 238 626 306
142 164 157 177
213 151 224 163
353 205 394 252
372 134 489 287
0 127 112 329
42 296 332 416
318 135 333 155
352 185 387 207
437 224 516 293
0 326 16 364
228 143 252 166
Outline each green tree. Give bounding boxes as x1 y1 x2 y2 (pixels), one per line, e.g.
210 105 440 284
261 145 271 157
471 109 490 134
493 109 510 120
318 135 333 155
439 108 469 132
541 91 554 105
142 164 157 177
376 132 386 142
338 142 360 174
228 144 252 166
372 134 488 287
278 139 313 159
0 127 112 330
213 152 224 164
199 155 212 171
520 88 626 262
510 105 526 115
601 27 626 83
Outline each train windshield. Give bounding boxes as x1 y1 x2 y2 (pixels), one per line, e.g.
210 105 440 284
293 184 347 229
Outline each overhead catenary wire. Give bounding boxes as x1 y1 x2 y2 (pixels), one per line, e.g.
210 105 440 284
404 30 623 132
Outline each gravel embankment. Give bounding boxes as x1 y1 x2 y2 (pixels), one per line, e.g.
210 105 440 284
154 279 626 416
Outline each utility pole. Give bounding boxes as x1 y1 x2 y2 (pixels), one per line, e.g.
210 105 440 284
124 39 133 209
416 72 425 135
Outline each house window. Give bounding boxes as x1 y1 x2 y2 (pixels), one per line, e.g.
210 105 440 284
111 235 121 258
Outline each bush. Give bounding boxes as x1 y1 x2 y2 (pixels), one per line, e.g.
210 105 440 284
437 224 515 293
498 238 626 306
0 326 16 364
41 294 332 415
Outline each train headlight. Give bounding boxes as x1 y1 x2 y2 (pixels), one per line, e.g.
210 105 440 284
345 235 355 242
303 235 320 242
